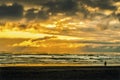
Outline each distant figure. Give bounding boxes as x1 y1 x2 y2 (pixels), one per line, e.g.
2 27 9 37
104 61 107 66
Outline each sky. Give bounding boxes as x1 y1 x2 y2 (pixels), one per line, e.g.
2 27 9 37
0 0 120 54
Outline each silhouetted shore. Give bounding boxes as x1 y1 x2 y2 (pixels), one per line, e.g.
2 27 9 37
0 66 120 80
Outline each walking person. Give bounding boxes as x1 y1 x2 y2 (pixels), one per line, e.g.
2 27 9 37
104 61 107 66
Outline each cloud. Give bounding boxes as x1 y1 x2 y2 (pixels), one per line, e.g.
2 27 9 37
0 0 119 21
31 36 57 42
25 8 37 20
12 36 57 47
113 0 120 2
11 36 85 53
82 0 117 10
0 0 42 5
24 0 80 20
37 10 49 20
0 3 23 20
116 13 120 21
0 0 79 19
0 38 27 52
43 0 78 14
77 40 120 44
81 45 120 52
11 36 120 53
0 0 120 54
25 8 49 20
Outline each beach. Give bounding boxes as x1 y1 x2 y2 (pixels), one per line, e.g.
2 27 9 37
0 53 120 80
0 66 120 80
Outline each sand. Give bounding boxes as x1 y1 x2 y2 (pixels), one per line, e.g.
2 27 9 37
0 66 120 80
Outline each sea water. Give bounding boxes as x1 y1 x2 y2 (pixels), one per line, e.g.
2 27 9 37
0 53 120 66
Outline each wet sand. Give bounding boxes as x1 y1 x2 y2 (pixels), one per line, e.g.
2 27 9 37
0 66 120 80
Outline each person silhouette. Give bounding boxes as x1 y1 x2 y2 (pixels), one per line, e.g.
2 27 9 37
104 61 107 66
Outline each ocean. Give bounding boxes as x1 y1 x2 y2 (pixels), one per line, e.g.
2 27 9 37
0 53 120 66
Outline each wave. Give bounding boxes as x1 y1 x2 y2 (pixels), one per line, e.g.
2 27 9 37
0 53 120 64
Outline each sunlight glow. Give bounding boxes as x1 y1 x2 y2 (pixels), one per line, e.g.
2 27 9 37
45 24 56 29
0 30 50 39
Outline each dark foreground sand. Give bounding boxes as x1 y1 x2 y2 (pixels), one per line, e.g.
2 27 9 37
0 66 120 80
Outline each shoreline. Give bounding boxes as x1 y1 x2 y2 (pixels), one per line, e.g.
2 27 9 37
0 63 120 67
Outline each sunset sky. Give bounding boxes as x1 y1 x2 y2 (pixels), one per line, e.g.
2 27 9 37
0 0 120 54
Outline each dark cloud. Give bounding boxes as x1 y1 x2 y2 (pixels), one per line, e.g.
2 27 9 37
0 0 78 12
0 0 119 20
82 0 117 10
0 3 23 20
82 45 120 52
18 24 27 29
113 0 120 2
0 0 78 13
25 0 89 19
116 13 120 21
42 0 78 14
37 10 49 20
0 0 118 11
24 0 88 20
25 8 49 20
75 40 120 45
0 0 46 5
25 8 37 20
32 36 57 42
